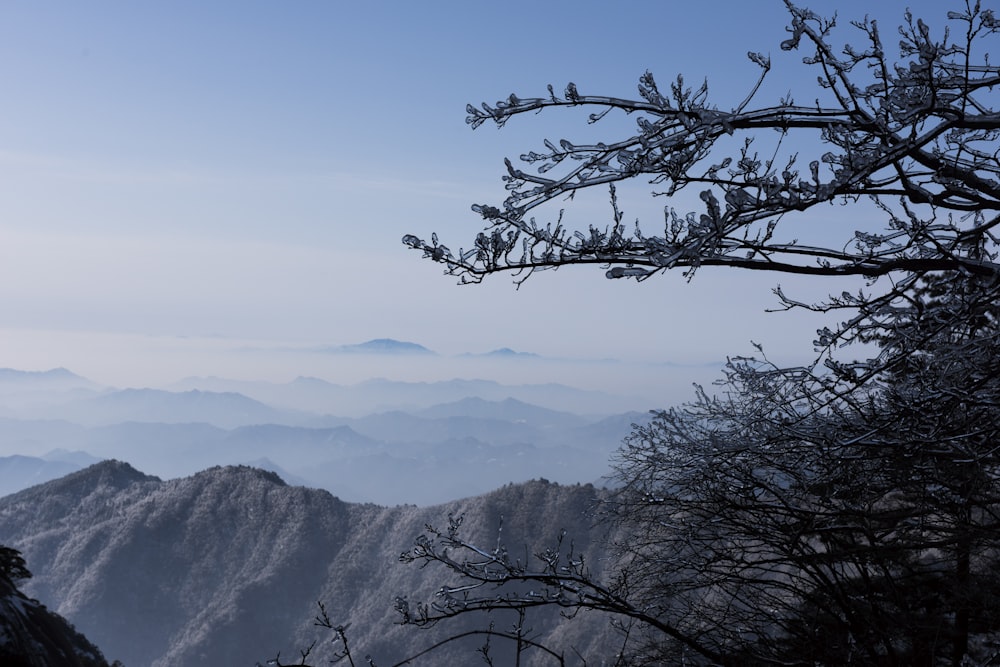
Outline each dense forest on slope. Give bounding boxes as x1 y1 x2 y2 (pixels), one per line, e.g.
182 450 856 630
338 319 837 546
0 461 618 666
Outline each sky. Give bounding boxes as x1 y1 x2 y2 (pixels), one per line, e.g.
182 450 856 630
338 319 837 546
0 0 953 395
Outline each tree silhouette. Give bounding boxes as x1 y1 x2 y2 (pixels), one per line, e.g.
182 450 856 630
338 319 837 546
405 2 1000 298
0 545 31 584
279 2 1000 664
389 3 1000 665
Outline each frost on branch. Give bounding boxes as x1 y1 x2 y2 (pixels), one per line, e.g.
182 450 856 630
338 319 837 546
406 2 1000 290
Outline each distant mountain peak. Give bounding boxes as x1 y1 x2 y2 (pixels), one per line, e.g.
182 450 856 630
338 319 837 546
486 347 539 357
80 459 155 482
291 375 333 385
0 366 70 377
458 348 541 359
9 460 160 502
193 464 288 487
0 367 97 386
325 339 435 355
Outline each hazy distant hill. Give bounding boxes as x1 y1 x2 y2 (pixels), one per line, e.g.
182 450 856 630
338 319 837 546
0 454 82 496
0 368 102 415
0 367 97 390
0 420 92 467
415 396 586 429
462 347 542 358
45 388 302 429
1 403 647 506
0 366 653 504
170 375 649 416
320 338 436 355
0 462 618 667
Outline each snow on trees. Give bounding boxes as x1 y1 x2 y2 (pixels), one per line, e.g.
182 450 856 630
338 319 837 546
405 2 1000 296
305 3 1000 664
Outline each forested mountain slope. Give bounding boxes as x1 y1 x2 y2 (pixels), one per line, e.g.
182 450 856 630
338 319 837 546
0 461 617 666
0 574 114 667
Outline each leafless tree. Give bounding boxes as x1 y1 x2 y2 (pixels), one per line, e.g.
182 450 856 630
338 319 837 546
393 273 1000 666
281 3 1000 664
606 275 1000 665
390 3 1000 665
404 2 1000 303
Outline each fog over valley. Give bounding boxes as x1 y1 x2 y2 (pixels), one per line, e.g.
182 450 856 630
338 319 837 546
2 0 979 663
0 338 720 505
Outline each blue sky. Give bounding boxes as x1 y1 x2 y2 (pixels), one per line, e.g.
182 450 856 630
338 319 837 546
0 1 952 388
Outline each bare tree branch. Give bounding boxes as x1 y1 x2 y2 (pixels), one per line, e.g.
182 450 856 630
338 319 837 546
404 2 1000 291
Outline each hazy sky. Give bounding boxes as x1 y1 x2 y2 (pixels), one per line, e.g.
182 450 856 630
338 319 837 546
0 1 950 390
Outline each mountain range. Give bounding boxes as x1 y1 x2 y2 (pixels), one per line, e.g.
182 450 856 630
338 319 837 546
0 461 620 666
167 374 648 417
0 367 653 505
0 354 660 663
